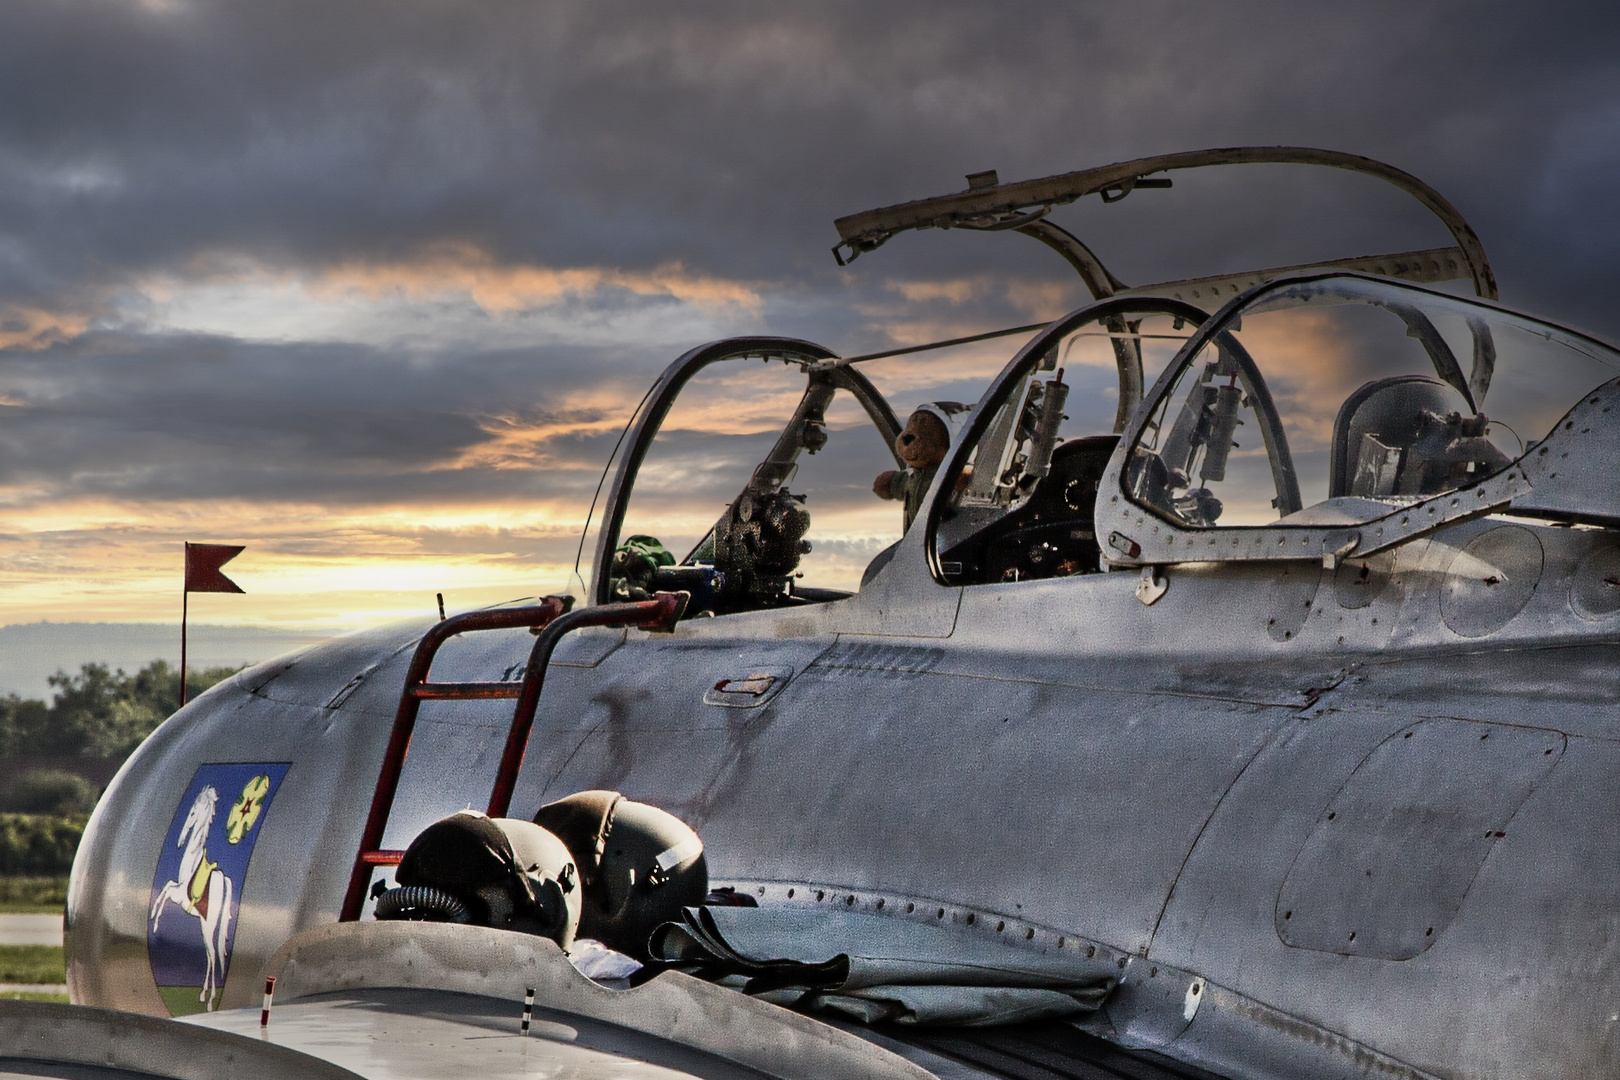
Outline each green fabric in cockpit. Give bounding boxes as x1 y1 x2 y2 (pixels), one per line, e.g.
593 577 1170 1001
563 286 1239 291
609 535 675 602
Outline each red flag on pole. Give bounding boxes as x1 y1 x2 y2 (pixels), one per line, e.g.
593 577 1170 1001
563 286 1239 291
185 543 245 594
182 543 245 707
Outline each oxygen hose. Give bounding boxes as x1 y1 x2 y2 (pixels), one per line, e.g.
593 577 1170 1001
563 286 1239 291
373 885 472 924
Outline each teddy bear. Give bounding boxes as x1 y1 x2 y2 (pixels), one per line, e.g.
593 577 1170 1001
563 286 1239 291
873 406 954 532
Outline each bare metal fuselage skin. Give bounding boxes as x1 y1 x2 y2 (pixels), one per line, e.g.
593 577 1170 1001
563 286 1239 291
68 505 1620 1079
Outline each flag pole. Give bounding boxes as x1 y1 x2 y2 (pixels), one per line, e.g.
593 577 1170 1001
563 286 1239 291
179 541 245 709
181 542 190 707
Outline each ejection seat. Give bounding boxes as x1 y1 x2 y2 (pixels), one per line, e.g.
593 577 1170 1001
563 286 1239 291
934 435 1117 585
1329 375 1467 499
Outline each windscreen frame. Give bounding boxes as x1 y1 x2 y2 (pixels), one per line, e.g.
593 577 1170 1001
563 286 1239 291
922 293 1216 585
589 336 901 606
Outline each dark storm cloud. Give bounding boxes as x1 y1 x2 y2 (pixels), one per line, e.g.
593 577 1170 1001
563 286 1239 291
0 330 637 505
2 2 1616 290
3 0 1620 517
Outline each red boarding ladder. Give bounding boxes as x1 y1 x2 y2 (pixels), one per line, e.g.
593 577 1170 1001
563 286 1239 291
340 592 684 921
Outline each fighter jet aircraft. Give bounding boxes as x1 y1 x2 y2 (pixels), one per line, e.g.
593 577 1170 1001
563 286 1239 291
23 148 1620 1080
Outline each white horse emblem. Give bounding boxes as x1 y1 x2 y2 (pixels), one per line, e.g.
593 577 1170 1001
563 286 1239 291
149 785 234 1010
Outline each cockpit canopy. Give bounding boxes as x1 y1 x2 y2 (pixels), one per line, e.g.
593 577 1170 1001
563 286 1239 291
585 151 1620 612
1097 273 1620 565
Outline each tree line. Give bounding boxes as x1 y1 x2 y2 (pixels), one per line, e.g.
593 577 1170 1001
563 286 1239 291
0 660 240 871
0 660 241 762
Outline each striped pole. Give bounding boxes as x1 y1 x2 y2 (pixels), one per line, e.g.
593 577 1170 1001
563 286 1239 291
260 975 277 1027
521 987 534 1035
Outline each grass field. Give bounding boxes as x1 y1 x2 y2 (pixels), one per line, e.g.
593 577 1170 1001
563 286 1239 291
0 990 69 1001
0 876 67 913
0 945 65 984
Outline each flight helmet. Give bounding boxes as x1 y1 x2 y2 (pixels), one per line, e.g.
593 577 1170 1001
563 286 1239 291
378 810 582 950
533 790 707 959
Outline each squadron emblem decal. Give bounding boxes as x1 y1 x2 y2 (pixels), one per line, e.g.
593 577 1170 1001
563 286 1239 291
148 763 289 1014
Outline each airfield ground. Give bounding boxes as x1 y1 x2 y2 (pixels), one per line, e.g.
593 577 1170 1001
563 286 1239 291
0 914 67 1001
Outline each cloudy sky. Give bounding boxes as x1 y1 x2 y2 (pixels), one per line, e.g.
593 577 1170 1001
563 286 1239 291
1 0 1617 628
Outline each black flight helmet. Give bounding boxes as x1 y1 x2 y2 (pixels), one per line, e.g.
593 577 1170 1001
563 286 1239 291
380 810 582 950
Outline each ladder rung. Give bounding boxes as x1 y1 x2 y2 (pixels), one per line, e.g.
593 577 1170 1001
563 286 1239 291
359 849 404 866
410 682 523 699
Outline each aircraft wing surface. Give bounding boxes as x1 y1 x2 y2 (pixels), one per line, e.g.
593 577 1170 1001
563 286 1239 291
149 922 1226 1080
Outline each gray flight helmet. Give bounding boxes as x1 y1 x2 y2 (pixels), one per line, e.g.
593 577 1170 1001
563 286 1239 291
534 790 708 959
